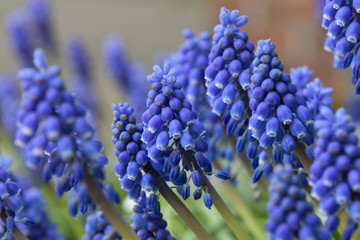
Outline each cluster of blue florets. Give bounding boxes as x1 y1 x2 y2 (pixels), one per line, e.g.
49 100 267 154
0 156 63 240
290 66 314 94
204 7 254 141
0 75 19 138
15 49 118 216
267 165 331 240
168 29 235 177
5 0 55 67
15 169 64 240
0 164 26 239
142 62 223 207
131 191 175 240
103 34 148 119
111 103 174 238
203 7 260 177
66 36 98 126
171 29 211 111
248 40 315 182
112 103 153 200
322 0 360 92
82 211 121 240
310 108 360 238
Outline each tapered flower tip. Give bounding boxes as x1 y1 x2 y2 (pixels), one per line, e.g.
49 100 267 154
215 170 230 180
130 213 148 229
141 173 156 193
257 39 276 55
182 28 194 39
203 193 213 209
33 48 48 70
219 7 248 27
252 167 263 183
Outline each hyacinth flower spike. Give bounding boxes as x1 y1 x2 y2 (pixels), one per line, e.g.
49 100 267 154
103 34 148 119
112 103 211 239
15 49 139 240
321 0 360 93
0 157 33 240
267 165 331 240
65 36 98 126
141 62 250 240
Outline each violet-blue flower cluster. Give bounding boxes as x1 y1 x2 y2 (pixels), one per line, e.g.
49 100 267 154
14 169 64 240
169 29 234 175
102 34 148 119
82 211 121 240
321 0 360 93
5 12 35 67
250 40 316 176
310 108 360 238
111 103 150 200
204 7 266 177
0 162 28 239
245 40 316 183
15 49 119 217
170 29 211 111
111 103 174 239
5 0 55 67
0 75 20 138
143 62 222 208
131 192 175 240
267 165 331 239
65 36 98 126
290 66 314 94
24 0 55 50
204 7 253 142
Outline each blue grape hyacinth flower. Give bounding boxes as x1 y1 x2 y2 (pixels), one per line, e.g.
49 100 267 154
111 103 175 238
12 167 64 240
15 49 119 216
321 0 360 93
24 0 56 51
111 103 149 200
102 34 148 119
267 165 331 240
142 62 226 208
0 75 20 138
247 39 315 180
290 66 314 93
310 107 360 238
204 7 261 174
0 155 56 240
65 36 98 126
168 29 236 176
5 12 35 67
131 191 175 239
82 211 121 240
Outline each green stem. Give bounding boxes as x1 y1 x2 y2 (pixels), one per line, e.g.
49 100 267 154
143 164 213 240
178 146 252 240
83 166 140 240
212 160 267 239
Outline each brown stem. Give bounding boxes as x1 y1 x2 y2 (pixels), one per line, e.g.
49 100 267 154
143 164 213 240
178 146 251 240
83 166 140 240
0 212 28 240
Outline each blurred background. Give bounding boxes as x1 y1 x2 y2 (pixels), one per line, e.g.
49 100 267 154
0 0 356 239
0 0 353 108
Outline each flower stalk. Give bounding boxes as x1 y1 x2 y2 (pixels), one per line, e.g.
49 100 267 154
0 212 29 240
143 164 213 240
83 166 140 240
178 146 251 240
